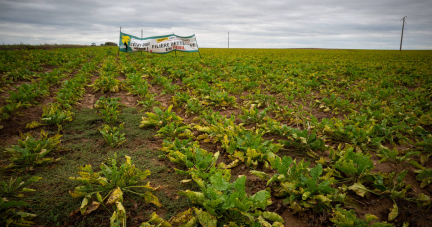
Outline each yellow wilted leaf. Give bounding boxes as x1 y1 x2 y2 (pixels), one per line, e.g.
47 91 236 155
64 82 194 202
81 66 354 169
79 197 89 215
125 155 132 165
178 190 205 205
138 169 152 180
388 202 398 221
290 202 303 214
193 207 217 227
169 208 193 224
84 201 100 215
96 192 103 203
196 134 208 141
348 182 369 197
315 194 332 206
69 189 87 198
417 193 431 206
107 187 123 205
26 121 43 129
116 201 126 214
262 211 283 223
96 177 109 186
232 151 245 161
246 148 261 159
148 212 172 227
225 159 240 169
191 174 206 189
143 191 162 207
110 211 119 227
272 222 284 227
20 188 36 193
182 216 198 227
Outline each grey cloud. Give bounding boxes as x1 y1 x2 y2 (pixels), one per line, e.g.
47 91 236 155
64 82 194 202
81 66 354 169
0 0 431 49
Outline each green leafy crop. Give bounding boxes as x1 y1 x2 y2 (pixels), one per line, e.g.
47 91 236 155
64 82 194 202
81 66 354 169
178 174 283 226
238 107 269 124
222 130 282 169
415 168 432 188
254 156 339 213
42 102 74 126
140 105 183 128
202 91 237 109
330 205 395 227
4 130 62 169
162 139 231 187
89 73 123 93
156 122 193 140
0 176 41 227
329 145 374 180
69 153 161 226
99 123 127 148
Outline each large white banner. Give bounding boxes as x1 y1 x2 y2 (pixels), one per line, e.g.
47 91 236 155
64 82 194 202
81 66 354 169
119 32 199 53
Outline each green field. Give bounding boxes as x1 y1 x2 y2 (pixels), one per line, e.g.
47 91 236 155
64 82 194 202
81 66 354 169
1 47 432 226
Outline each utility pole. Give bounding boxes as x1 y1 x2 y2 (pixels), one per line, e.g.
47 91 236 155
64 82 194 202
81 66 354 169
228 31 229 48
400 16 407 51
141 29 143 55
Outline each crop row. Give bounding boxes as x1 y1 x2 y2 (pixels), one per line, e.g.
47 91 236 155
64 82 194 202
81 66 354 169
1 48 432 226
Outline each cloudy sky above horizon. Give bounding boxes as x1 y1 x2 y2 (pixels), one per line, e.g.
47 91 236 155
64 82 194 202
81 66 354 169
0 0 431 49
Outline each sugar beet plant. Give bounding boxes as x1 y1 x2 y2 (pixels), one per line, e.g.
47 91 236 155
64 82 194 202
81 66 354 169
69 154 161 226
99 123 127 148
3 130 62 169
177 173 284 226
0 176 41 227
94 97 127 148
42 102 74 127
201 91 237 109
95 97 123 124
161 137 283 226
155 122 193 140
330 205 395 227
161 139 231 188
252 156 341 214
90 57 123 93
140 105 183 128
89 72 123 93
222 129 283 169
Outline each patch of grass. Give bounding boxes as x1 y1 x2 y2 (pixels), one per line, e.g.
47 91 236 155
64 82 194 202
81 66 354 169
154 190 191 220
119 107 154 141
21 140 111 225
62 108 102 141
12 108 110 226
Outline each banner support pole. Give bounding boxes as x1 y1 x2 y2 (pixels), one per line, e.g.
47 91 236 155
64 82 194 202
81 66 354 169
196 36 202 58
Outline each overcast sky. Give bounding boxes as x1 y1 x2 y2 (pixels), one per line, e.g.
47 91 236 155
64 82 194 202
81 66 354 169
0 0 431 49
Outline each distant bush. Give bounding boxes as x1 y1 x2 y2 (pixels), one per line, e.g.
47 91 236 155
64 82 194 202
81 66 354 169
0 43 89 50
104 42 118 46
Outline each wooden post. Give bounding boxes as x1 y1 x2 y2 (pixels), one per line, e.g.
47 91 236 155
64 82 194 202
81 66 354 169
400 16 407 51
